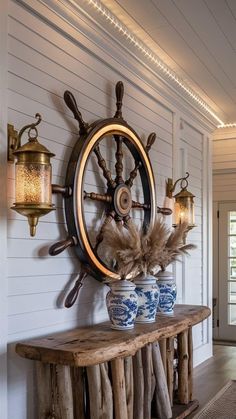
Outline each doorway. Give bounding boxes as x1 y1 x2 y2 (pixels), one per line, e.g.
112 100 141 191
217 202 236 341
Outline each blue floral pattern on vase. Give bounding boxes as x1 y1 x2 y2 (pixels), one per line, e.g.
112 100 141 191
156 271 177 315
106 280 138 330
135 275 159 323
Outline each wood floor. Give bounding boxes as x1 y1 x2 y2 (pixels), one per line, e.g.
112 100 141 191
189 344 236 417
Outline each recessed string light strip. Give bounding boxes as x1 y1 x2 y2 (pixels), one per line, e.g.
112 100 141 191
83 0 224 126
217 123 236 128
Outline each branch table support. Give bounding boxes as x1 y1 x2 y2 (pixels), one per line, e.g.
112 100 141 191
16 305 210 419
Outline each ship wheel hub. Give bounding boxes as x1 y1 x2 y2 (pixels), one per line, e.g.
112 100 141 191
113 184 132 217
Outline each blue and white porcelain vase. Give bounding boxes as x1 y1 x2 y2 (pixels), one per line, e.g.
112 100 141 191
156 270 177 315
135 274 159 323
106 280 138 330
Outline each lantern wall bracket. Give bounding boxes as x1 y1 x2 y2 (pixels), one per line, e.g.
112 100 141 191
7 113 42 162
166 172 190 199
8 123 20 162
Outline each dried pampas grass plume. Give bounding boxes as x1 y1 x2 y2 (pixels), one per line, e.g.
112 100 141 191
102 218 196 280
102 221 142 280
158 221 196 271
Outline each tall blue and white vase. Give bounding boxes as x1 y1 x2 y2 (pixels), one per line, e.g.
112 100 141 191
106 280 138 330
135 274 159 323
156 270 177 315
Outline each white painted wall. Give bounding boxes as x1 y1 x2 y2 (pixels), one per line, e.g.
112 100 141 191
0 0 213 417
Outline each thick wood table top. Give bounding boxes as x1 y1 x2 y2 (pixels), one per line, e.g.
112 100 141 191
16 304 210 367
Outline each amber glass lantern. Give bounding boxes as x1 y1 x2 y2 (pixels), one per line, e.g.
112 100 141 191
166 172 195 237
11 114 55 236
173 188 195 227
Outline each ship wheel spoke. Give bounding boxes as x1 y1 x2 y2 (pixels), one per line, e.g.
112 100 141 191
84 191 112 204
94 210 115 252
114 135 124 185
157 206 172 215
123 214 132 228
132 200 150 210
114 214 123 230
126 160 142 188
93 145 116 189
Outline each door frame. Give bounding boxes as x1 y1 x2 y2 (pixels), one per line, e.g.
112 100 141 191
213 201 236 341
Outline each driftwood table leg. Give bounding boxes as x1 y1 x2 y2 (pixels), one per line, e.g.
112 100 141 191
111 358 128 419
133 350 144 419
142 344 153 419
51 365 74 419
159 338 167 378
100 363 113 419
86 365 102 419
188 327 193 402
87 363 113 419
36 362 53 419
177 330 189 404
166 337 174 406
152 342 172 419
71 367 85 419
124 356 134 419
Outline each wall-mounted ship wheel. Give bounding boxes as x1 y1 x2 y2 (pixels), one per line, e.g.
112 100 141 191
49 81 171 306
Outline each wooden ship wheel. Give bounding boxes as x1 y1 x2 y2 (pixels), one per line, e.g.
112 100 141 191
49 81 171 307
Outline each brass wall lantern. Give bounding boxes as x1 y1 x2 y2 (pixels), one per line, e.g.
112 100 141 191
166 172 195 238
8 114 55 236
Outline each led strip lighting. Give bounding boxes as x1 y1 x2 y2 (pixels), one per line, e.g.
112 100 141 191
71 0 236 128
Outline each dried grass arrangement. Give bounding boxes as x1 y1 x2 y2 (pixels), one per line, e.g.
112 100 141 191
102 222 142 280
154 221 196 272
102 218 196 281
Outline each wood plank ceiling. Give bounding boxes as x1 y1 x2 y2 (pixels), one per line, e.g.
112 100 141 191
101 0 236 124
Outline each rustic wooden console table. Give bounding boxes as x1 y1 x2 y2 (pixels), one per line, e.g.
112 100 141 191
16 304 210 419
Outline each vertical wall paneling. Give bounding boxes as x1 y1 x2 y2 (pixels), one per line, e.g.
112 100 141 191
0 0 8 417
4 0 214 417
172 112 183 304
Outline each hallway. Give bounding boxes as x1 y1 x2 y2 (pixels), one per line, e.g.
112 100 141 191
190 344 236 416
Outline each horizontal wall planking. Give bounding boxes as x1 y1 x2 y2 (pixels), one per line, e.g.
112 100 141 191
213 155 236 164
8 274 101 296
7 218 68 240
7 238 74 259
7 206 65 224
179 139 203 161
181 122 203 141
7 256 79 278
8 71 172 153
213 173 236 185
213 161 236 170
186 165 202 180
9 2 173 124
213 139 236 150
8 108 79 149
8 282 108 315
8 307 109 343
8 90 86 138
8 297 108 337
213 183 236 192
213 190 236 201
8 35 173 139
8 53 173 140
213 129 236 141
180 131 203 153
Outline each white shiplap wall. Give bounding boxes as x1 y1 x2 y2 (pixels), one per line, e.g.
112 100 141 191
2 0 213 417
213 127 236 201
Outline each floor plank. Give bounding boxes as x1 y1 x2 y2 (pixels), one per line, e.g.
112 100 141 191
189 344 236 417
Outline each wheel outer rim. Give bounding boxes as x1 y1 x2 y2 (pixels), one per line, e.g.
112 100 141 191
74 122 156 280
